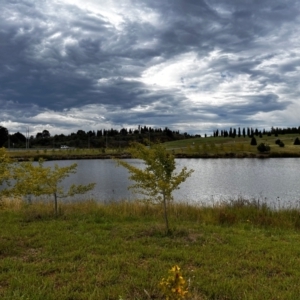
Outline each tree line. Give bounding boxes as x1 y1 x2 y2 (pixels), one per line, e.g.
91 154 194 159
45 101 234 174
1 124 300 149
0 125 193 149
213 126 300 138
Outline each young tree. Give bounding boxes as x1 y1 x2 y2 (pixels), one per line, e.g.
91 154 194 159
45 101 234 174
0 147 12 198
12 160 95 215
116 142 193 233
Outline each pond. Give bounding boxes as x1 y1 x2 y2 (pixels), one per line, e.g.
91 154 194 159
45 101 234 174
42 158 300 208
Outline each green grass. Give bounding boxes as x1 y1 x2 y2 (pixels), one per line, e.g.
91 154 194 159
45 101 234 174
164 133 300 157
1 199 300 299
7 147 125 161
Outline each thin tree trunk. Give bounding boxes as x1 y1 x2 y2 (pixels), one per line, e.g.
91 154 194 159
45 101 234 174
163 193 169 233
54 193 58 216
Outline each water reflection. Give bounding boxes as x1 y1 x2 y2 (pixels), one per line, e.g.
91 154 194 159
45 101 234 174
41 158 300 208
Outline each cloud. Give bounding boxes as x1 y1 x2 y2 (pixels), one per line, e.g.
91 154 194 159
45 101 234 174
1 0 300 135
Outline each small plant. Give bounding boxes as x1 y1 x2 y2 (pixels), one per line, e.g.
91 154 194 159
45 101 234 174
159 265 189 299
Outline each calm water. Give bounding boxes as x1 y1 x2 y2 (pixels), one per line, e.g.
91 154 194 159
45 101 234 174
43 158 300 208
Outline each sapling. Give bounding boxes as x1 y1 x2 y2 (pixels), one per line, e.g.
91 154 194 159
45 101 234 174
0 147 12 198
116 142 193 233
12 159 95 215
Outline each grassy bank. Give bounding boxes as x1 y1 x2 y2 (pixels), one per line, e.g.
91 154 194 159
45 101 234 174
1 199 300 299
7 133 300 161
7 148 130 161
164 133 300 158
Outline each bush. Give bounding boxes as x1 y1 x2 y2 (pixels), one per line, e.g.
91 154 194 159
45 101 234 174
257 143 270 152
250 137 257 146
275 139 284 147
294 137 300 145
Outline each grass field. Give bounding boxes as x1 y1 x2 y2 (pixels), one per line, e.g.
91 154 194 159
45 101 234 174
7 133 300 161
1 199 300 299
164 133 300 157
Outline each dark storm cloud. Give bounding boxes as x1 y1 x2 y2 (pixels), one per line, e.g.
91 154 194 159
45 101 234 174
203 94 291 117
1 0 300 134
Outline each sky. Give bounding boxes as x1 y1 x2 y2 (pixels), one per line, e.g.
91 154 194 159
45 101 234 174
1 0 300 137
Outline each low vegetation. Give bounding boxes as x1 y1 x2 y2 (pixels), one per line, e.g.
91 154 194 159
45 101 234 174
1 199 300 299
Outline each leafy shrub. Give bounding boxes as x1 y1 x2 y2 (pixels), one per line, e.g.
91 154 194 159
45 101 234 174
275 139 284 147
257 143 270 152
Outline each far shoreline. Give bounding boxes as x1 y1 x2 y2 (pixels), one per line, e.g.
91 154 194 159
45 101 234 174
9 151 300 161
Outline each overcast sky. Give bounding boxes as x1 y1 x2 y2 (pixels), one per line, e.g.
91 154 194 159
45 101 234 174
1 0 300 136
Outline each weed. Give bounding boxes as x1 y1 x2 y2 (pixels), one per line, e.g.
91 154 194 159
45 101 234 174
159 265 189 299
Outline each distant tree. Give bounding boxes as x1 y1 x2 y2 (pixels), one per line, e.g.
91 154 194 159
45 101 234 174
120 128 128 135
294 137 300 145
242 128 246 138
77 130 86 136
42 130 50 138
250 137 257 146
87 130 95 137
11 132 26 147
36 132 43 139
247 128 250 137
0 126 8 147
233 128 236 138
